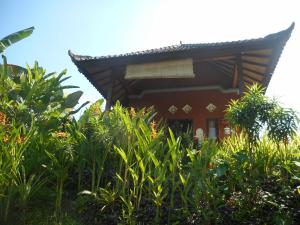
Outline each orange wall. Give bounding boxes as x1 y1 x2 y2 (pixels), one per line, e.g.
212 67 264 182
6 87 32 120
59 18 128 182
129 89 238 139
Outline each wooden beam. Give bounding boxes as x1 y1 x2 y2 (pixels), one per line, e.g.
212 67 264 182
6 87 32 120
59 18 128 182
112 89 126 103
111 82 124 95
236 54 245 94
242 52 271 58
92 70 112 83
243 71 263 82
193 55 236 62
90 67 111 76
212 65 233 79
232 64 238 88
105 78 114 111
242 59 268 68
118 79 137 96
214 61 234 72
94 76 111 84
218 59 235 66
243 67 265 76
244 74 261 83
208 61 233 77
209 61 231 72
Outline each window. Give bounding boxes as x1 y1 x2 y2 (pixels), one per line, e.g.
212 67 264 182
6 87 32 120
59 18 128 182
207 119 218 140
168 119 193 137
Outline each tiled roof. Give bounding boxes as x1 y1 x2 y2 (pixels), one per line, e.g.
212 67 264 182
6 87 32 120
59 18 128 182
69 23 294 106
69 23 294 62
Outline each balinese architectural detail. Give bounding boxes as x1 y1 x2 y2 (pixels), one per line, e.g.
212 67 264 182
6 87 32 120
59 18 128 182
206 103 217 112
182 104 192 114
168 105 178 114
69 23 294 139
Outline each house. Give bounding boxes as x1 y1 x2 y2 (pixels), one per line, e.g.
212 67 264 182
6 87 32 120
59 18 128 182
69 23 294 140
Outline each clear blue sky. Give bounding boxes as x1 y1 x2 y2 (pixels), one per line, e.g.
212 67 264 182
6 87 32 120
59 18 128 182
2 0 300 117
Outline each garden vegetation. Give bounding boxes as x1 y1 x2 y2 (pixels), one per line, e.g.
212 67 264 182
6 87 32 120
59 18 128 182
0 28 300 225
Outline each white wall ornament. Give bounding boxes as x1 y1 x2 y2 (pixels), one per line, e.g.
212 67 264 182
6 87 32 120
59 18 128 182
168 105 178 114
206 103 216 112
182 104 192 114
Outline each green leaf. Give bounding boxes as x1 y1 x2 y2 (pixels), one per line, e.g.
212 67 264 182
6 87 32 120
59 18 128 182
114 147 128 164
148 151 159 167
63 91 83 108
58 85 79 90
179 173 186 185
116 173 124 183
67 101 90 116
215 163 228 177
56 69 67 82
294 161 300 168
0 27 34 53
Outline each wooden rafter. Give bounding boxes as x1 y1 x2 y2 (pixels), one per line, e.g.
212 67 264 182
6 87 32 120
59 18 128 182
236 54 245 94
212 65 233 78
232 64 238 88
208 61 233 78
242 59 268 68
112 88 126 103
243 67 265 76
94 75 111 83
89 67 111 76
216 60 234 68
242 52 271 58
194 55 236 62
211 63 232 73
214 61 234 71
244 74 261 83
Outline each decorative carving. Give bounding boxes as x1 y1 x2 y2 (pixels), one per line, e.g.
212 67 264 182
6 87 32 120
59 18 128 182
206 103 216 112
182 104 192 114
168 105 178 114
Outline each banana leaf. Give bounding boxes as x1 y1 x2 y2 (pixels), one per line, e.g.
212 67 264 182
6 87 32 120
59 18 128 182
0 27 34 53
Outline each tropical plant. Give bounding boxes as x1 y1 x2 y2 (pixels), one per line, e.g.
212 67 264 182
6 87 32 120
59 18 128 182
0 27 34 53
1 27 299 224
0 27 88 224
225 84 299 163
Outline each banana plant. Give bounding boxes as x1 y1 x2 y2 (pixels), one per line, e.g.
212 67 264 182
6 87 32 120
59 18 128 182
0 27 34 53
1 59 89 133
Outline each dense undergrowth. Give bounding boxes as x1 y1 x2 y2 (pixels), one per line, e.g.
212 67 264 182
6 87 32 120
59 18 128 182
1 28 300 225
1 94 300 224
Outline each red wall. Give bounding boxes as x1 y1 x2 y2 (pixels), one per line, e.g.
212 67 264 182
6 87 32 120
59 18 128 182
129 89 238 139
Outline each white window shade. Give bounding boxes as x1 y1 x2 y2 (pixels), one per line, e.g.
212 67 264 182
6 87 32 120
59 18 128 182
125 58 195 79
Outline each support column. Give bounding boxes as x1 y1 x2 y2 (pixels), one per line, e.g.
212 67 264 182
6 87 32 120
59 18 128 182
105 79 114 111
232 64 238 88
236 54 244 95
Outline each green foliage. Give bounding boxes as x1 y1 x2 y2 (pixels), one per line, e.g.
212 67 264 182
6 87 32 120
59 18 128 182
0 27 34 53
225 84 298 144
1 60 89 133
1 28 299 224
0 28 87 223
1 90 300 224
73 102 300 225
